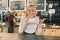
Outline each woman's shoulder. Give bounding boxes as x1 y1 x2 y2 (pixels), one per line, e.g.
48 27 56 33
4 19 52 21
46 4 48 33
21 16 26 19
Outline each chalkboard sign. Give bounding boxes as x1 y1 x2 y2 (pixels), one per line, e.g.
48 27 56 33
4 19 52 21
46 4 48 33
10 0 26 11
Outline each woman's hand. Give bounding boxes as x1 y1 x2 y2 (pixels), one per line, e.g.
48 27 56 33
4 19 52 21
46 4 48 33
24 19 30 25
39 18 46 24
22 19 30 31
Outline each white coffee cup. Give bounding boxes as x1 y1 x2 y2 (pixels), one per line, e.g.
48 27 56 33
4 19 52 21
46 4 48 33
29 18 35 23
42 24 46 27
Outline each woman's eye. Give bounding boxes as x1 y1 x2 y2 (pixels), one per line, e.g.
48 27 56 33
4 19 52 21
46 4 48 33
32 10 34 12
29 9 34 12
28 9 31 12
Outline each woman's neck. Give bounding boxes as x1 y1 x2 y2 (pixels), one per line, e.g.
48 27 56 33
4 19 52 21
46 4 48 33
27 16 34 18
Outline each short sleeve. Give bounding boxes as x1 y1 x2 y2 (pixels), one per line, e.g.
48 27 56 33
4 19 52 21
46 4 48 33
19 16 24 27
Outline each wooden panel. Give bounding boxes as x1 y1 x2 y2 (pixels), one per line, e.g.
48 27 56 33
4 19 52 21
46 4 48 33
3 27 8 33
42 29 52 36
51 29 56 36
14 27 19 33
42 29 60 36
55 29 60 36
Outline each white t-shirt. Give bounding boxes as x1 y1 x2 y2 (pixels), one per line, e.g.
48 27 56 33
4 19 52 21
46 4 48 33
19 16 39 34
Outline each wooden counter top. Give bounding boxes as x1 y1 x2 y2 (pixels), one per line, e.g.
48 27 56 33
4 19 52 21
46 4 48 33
0 33 60 40
0 33 19 40
42 27 60 29
42 25 60 29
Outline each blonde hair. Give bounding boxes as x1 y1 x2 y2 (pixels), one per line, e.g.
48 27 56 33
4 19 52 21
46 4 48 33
25 3 37 17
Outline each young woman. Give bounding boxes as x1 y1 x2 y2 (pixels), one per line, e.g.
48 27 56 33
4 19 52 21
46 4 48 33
19 3 39 34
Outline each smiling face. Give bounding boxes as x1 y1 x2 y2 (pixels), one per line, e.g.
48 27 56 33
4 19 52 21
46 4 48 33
26 4 36 18
28 7 35 17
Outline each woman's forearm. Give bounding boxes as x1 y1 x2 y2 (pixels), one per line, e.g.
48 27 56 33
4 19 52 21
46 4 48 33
21 23 27 31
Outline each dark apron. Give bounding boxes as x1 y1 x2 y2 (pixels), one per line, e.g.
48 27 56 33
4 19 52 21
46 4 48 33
19 32 43 40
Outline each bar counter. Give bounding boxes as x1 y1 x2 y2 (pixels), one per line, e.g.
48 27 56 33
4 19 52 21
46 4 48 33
0 33 60 40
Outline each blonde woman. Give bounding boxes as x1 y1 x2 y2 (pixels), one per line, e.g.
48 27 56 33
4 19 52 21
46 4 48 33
19 3 39 34
19 3 39 40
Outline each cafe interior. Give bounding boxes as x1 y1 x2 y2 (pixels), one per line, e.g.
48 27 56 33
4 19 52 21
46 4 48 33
0 0 60 40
